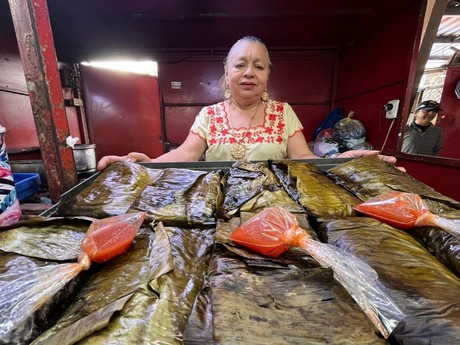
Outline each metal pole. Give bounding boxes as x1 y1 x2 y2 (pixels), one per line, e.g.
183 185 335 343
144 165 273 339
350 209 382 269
8 0 78 202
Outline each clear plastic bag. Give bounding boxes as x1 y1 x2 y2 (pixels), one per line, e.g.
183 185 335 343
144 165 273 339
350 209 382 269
0 212 146 343
229 206 405 338
354 191 460 239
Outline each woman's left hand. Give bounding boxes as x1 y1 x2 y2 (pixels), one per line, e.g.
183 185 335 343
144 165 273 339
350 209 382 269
338 150 406 172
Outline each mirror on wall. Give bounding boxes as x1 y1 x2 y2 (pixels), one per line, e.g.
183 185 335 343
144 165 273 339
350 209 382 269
399 0 460 159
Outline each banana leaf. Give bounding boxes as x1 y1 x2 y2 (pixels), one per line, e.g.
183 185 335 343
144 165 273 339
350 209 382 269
56 162 157 218
220 161 295 218
0 217 96 345
317 216 460 345
327 156 460 214
130 168 222 226
186 170 223 225
410 226 460 278
0 217 91 260
203 219 386 344
269 160 361 218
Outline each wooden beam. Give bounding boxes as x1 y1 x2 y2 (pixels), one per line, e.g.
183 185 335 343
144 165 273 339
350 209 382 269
8 0 78 202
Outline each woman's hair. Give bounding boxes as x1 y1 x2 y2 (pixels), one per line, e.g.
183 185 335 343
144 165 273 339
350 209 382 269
223 36 272 69
219 36 272 93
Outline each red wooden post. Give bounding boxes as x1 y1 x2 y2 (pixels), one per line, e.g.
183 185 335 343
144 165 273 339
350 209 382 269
8 0 78 202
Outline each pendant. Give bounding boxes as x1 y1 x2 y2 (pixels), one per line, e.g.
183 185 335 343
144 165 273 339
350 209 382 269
231 143 246 160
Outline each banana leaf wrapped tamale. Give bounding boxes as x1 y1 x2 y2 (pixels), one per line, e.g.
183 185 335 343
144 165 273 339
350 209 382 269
198 217 387 344
31 227 158 344
327 156 460 214
33 224 215 345
56 162 157 217
220 161 303 218
410 221 460 277
317 217 460 345
269 160 361 218
0 218 93 345
129 168 222 226
0 217 90 260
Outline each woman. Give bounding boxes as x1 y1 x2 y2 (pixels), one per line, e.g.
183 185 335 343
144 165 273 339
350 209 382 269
97 36 396 170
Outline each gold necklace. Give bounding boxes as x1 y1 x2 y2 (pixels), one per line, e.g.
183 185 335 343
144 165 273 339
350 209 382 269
227 100 260 160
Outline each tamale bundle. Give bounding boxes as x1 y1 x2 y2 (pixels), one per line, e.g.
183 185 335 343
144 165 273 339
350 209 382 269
229 207 405 338
31 227 158 345
56 162 157 217
269 160 361 217
130 168 222 226
33 223 215 345
0 253 89 345
1 213 145 345
0 217 90 260
220 161 299 218
198 217 387 344
327 155 460 214
317 217 460 345
0 217 93 345
410 225 460 277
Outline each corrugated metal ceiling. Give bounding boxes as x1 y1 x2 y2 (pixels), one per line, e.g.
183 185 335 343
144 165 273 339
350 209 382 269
428 0 460 68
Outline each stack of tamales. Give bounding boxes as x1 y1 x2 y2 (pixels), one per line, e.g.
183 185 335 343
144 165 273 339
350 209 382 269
1 158 459 344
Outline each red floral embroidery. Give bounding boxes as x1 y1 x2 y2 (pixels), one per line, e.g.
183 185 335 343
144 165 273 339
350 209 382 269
206 100 288 147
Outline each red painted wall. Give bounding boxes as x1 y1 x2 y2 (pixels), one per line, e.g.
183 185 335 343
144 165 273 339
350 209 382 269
81 65 163 160
336 2 421 152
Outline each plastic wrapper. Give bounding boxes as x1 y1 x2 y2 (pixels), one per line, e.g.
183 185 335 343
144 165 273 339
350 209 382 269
333 111 367 152
229 206 405 338
354 191 460 239
313 138 340 158
0 212 146 343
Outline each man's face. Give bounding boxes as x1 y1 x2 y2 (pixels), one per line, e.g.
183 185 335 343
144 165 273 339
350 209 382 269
414 109 439 126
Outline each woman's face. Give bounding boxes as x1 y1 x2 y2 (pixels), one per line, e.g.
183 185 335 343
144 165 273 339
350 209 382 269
225 41 270 103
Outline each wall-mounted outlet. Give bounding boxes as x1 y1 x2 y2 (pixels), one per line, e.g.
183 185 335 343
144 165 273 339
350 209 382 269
385 99 400 119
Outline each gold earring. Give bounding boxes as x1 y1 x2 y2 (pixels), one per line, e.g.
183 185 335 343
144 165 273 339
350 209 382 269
224 87 231 100
261 90 269 102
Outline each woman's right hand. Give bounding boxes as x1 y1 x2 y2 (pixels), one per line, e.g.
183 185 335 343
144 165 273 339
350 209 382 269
96 152 152 171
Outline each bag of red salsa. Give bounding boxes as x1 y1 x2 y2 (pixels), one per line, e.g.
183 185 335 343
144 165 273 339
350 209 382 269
81 212 146 263
354 191 460 238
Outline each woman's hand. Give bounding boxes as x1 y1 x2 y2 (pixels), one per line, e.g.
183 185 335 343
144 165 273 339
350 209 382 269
338 150 406 172
96 152 152 171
